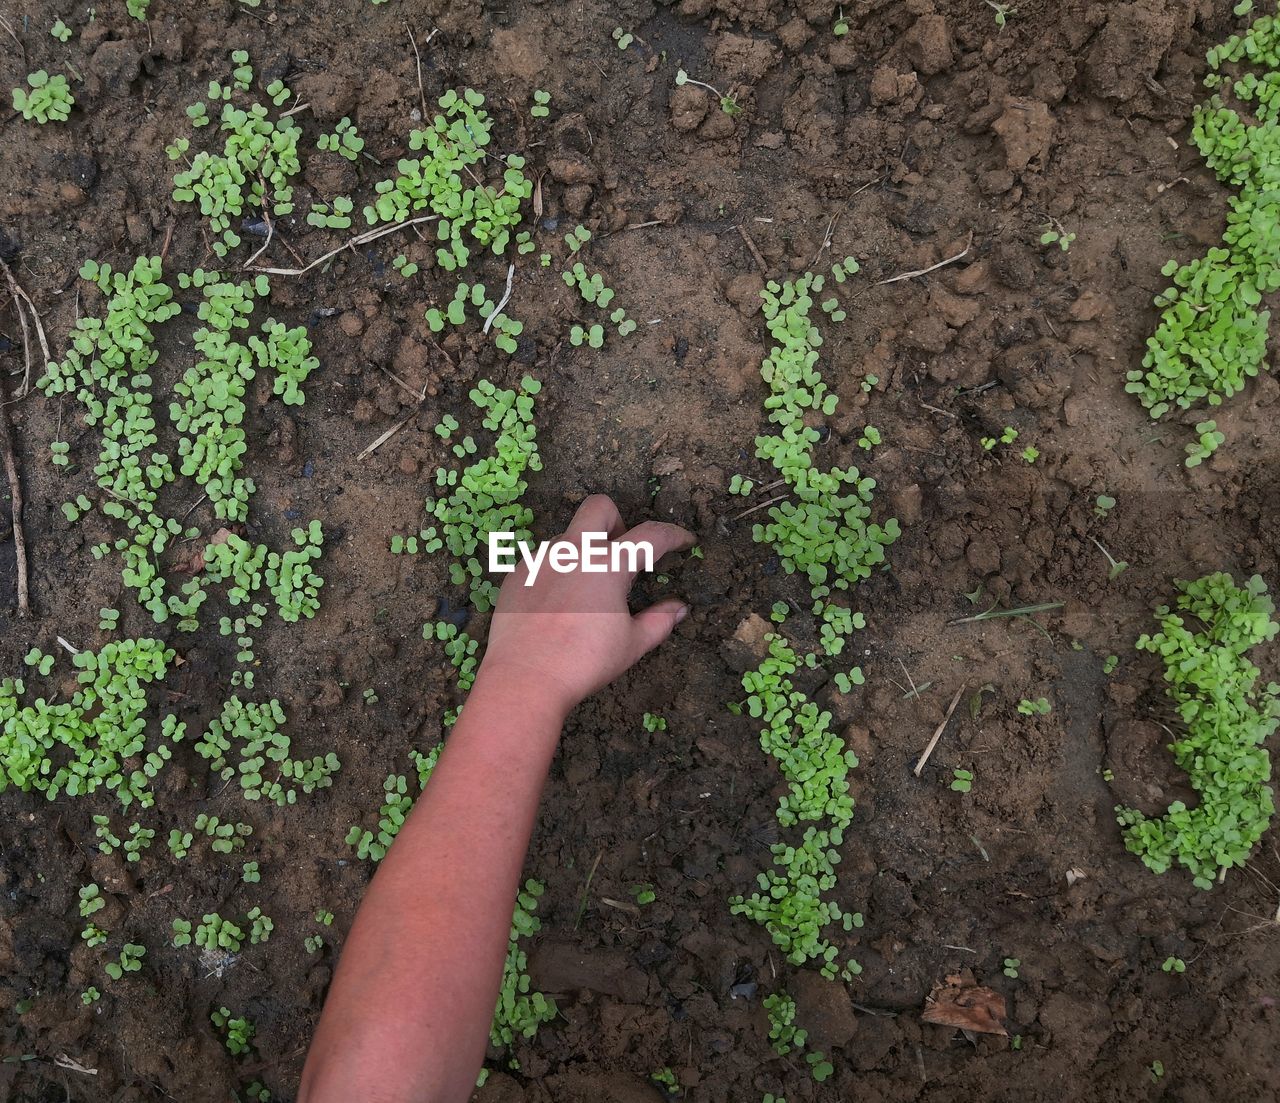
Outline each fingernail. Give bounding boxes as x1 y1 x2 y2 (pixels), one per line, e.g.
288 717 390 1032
675 604 690 623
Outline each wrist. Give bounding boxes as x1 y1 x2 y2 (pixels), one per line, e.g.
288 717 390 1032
468 657 576 727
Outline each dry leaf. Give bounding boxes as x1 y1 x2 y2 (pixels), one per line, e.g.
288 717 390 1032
921 975 1008 1036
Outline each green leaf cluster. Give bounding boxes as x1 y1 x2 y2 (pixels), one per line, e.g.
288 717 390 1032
365 89 533 269
0 638 180 807
12 70 74 123
1128 8 1280 422
211 1007 255 1055
1116 572 1279 888
317 116 364 161
170 52 302 257
752 273 900 598
346 747 441 861
490 879 557 1048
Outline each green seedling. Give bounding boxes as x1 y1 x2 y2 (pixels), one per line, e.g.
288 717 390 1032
630 883 656 905
126 0 149 17
530 89 551 118
317 117 363 161
307 195 355 229
612 27 634 49
674 69 741 116
81 924 107 948
728 474 754 496
986 1 1016 29
764 992 807 1056
51 19 73 41
304 934 324 954
172 919 192 947
833 7 849 35
1150 1061 1165 1082
78 884 105 917
1021 445 1040 463
241 861 260 884
652 1069 679 1093
392 253 419 279
105 943 145 980
1094 494 1116 518
196 912 245 953
98 608 120 632
950 768 973 793
1017 697 1052 715
82 987 100 1005
11 70 74 122
642 712 666 732
1103 654 1119 674
1162 955 1186 973
1116 572 1279 888
490 879 556 1048
1185 420 1225 467
1040 224 1076 251
212 1007 255 1056
1091 536 1129 579
1003 956 1021 978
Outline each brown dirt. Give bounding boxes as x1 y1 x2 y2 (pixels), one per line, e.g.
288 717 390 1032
3 0 1280 1101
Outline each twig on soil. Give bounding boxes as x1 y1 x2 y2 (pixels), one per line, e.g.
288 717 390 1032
53 1054 97 1076
920 401 958 419
599 897 641 915
912 684 966 777
729 493 787 522
406 25 440 122
357 409 421 461
482 263 515 334
243 185 276 269
735 224 769 276
2 257 53 401
947 600 1063 627
379 365 427 403
0 12 25 63
55 636 80 655
877 231 974 286
247 215 440 277
809 212 840 268
897 658 921 701
0 378 30 616
574 849 604 931
280 100 311 119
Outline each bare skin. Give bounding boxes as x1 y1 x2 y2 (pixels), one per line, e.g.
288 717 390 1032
298 495 694 1103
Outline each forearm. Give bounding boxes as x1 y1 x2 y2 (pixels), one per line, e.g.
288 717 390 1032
299 664 567 1103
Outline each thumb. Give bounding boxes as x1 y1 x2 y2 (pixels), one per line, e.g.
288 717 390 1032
629 598 690 660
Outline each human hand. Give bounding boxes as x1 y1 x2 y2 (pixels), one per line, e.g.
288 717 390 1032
478 495 695 716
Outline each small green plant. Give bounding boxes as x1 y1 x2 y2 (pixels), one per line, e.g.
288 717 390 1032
530 89 551 118
1162 955 1186 973
1116 573 1279 888
172 919 192 947
1103 654 1119 675
630 883 656 905
1017 697 1052 716
1091 537 1129 580
317 116 364 161
105 943 145 980
78 884 105 918
241 861 260 884
1150 1060 1165 1082
50 19 73 41
642 712 666 732
652 1068 679 1093
391 253 419 279
1021 445 1040 463
81 986 100 1005
674 69 740 116
763 992 807 1056
212 1007 255 1055
986 1 1016 29
1003 956 1021 978
12 70 74 123
950 768 973 793
1040 224 1076 251
612 27 634 49
1184 420 1225 467
1094 494 1117 518
833 6 849 35
728 474 754 496
81 924 107 948
126 0 150 17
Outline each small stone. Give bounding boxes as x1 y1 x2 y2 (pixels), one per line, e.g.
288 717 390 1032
547 155 597 186
902 13 954 76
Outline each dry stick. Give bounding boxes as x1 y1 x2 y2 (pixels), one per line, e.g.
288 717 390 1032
280 100 311 119
912 684 966 777
248 215 440 277
809 211 839 268
736 224 769 276
0 376 30 616
358 408 422 461
2 258 52 399
877 231 974 286
242 188 276 270
482 263 515 334
3 277 33 400
0 12 25 62
406 25 440 122
729 493 787 522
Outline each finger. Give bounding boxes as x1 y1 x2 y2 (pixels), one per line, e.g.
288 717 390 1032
616 520 696 581
563 494 626 541
629 598 690 660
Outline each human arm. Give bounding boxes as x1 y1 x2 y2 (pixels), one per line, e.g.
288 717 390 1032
298 495 693 1103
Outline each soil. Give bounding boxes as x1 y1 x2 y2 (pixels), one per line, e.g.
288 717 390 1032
3 0 1280 1101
